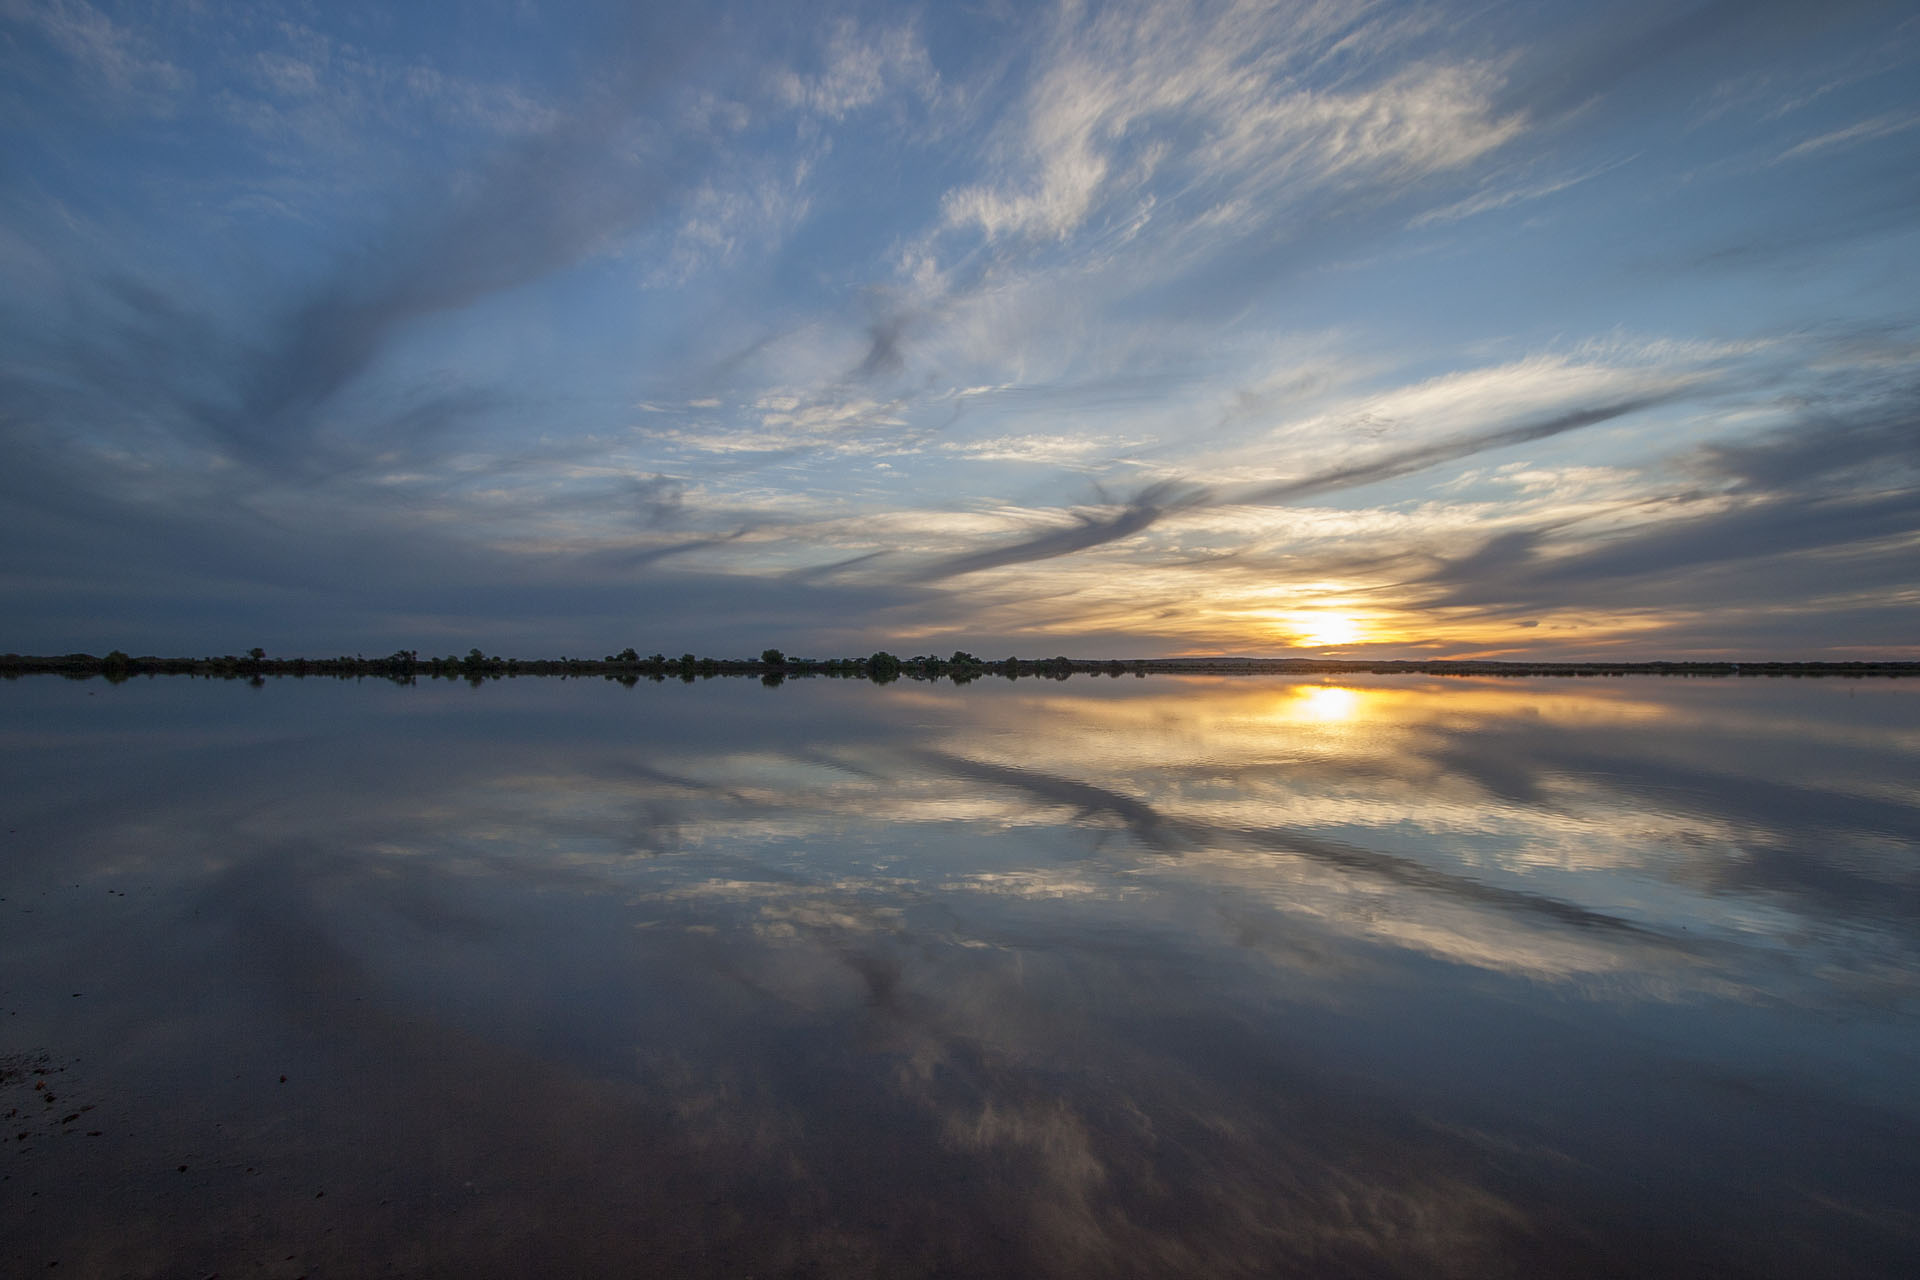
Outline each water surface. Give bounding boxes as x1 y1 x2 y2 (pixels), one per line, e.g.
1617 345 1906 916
3 674 1916 1277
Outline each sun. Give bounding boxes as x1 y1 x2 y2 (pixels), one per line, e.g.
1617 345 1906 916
1293 613 1362 647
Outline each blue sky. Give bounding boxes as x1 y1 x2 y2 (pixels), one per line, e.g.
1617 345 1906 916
2 0 1916 658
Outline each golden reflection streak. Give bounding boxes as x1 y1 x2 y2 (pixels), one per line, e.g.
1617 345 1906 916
1286 684 1361 722
1006 678 1673 747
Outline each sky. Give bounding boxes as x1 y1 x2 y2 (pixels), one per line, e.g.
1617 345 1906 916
1 0 1916 660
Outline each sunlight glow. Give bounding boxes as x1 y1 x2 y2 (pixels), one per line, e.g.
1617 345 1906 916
1290 612 1364 648
1289 684 1362 722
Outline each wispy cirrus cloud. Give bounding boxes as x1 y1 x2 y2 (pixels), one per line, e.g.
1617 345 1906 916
1771 108 1920 164
938 432 1152 466
937 0 1520 247
771 14 939 120
1408 153 1639 227
1 0 190 106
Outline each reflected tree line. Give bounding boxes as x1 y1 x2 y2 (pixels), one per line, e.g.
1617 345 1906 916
1 647 1148 688
4 649 1915 688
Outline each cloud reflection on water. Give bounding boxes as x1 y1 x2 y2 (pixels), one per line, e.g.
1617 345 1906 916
1 675 1916 1276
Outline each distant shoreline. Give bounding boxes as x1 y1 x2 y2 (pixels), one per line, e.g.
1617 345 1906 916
5 650 1918 685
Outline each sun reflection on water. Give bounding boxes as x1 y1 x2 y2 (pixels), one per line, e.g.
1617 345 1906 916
1286 683 1362 722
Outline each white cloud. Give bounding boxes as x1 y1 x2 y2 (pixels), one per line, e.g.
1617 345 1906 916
1196 347 1721 491
4 0 190 105
650 164 815 284
939 1 1520 244
401 64 562 137
939 432 1153 465
1409 153 1636 227
647 386 917 459
773 16 937 120
1771 110 1920 165
253 50 321 99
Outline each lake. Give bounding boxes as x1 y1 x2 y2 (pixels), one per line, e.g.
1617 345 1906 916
2 672 1916 1277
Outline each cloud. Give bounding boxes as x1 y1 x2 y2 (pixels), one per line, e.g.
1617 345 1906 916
918 395 1669 580
921 480 1211 580
1490 0 1868 123
771 15 937 120
1696 395 1920 491
0 7 740 484
1418 390 1920 620
939 432 1147 465
938 0 1520 245
1771 109 1920 164
852 295 912 380
1 0 190 106
1232 396 1673 506
1408 153 1637 227
226 112 684 466
651 165 815 285
1448 489 1919 607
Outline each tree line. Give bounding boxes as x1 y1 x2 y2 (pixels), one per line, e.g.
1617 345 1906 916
4 650 1915 686
0 648 1152 687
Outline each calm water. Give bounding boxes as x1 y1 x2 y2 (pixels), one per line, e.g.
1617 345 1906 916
2 673 1916 1278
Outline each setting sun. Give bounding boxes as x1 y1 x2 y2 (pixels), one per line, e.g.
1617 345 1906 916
1291 613 1364 648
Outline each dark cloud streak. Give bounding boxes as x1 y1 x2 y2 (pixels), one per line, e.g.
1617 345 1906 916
920 479 1211 580
1420 393 1920 618
1494 0 1897 123
1230 398 1673 506
219 24 705 472
920 398 1670 580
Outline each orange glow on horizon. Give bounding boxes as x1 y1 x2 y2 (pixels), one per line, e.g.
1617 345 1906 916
1280 610 1367 649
